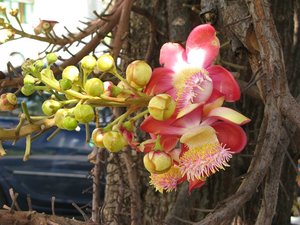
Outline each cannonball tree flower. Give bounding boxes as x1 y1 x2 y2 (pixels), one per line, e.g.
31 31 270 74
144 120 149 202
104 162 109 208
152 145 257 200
141 99 250 191
144 24 240 116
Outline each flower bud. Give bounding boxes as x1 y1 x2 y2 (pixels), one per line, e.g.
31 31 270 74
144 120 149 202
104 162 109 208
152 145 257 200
63 116 78 131
23 75 36 85
123 121 134 132
42 99 62 116
34 60 44 71
54 109 70 129
126 60 152 89
41 68 55 80
9 9 19 17
0 93 17 111
148 94 176 121
81 55 96 73
102 131 127 153
143 151 173 174
84 78 104 97
59 78 72 91
96 53 115 72
62 66 79 82
46 52 58 65
92 128 105 148
21 84 35 96
74 104 94 123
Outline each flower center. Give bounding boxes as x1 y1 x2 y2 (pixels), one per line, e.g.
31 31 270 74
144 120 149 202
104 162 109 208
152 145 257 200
173 68 212 109
179 143 232 180
149 166 182 193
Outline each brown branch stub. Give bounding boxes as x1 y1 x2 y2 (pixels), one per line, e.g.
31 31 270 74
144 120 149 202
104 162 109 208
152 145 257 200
0 118 55 141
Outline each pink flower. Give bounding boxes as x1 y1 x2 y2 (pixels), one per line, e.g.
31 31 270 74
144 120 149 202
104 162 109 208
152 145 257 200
141 98 250 188
144 24 240 115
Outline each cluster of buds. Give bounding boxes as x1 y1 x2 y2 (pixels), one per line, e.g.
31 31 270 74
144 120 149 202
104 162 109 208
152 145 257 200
1 24 250 194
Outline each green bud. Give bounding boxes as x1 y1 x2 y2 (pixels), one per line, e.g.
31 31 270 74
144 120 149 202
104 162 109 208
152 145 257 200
96 53 115 72
41 68 55 80
123 121 134 132
63 116 78 131
102 131 127 153
59 78 72 91
46 52 58 65
42 99 62 116
148 94 176 121
23 75 36 85
54 109 70 129
62 66 79 82
34 60 44 71
81 55 96 73
84 78 104 97
74 104 95 123
21 84 35 96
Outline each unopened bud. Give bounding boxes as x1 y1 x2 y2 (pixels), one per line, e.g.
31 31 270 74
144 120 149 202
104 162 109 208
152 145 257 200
81 55 96 74
123 121 134 132
103 131 127 153
63 116 78 131
62 66 79 82
59 78 72 91
23 75 36 85
42 99 62 116
46 52 58 65
85 78 104 97
9 9 19 17
21 84 35 96
143 151 173 174
74 104 94 123
92 128 105 148
0 93 17 111
96 53 115 72
126 60 152 89
54 109 70 129
148 94 176 121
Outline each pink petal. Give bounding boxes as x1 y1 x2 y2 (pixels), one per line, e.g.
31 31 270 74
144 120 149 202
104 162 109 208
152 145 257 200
161 135 179 151
140 116 185 135
144 67 175 96
189 179 206 192
212 122 247 153
186 24 220 68
207 65 240 102
172 105 202 128
159 43 187 71
207 107 251 125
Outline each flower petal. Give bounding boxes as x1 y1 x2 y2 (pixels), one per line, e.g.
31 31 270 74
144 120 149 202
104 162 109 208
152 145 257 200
180 125 219 149
144 67 175 96
207 107 251 125
161 135 179 151
203 96 224 117
186 24 220 68
140 116 185 135
207 65 240 102
172 105 202 128
211 122 247 153
159 43 188 71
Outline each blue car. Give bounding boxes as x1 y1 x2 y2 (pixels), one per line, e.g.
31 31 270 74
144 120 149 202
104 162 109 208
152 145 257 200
0 116 105 216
